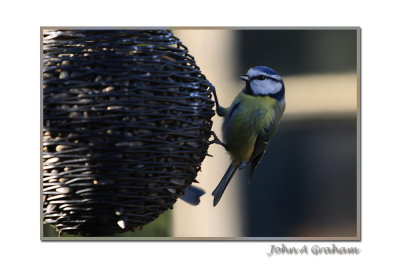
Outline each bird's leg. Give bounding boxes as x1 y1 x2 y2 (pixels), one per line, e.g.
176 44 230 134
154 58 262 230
210 85 226 117
239 161 248 169
209 131 226 148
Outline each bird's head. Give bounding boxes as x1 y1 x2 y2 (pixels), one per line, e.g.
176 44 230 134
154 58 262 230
241 66 284 100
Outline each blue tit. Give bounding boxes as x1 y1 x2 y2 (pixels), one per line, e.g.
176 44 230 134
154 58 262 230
211 66 285 206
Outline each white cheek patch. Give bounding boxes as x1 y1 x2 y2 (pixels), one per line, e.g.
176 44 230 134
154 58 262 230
251 79 282 95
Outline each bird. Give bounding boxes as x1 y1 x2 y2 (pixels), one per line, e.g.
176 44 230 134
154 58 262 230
210 66 285 206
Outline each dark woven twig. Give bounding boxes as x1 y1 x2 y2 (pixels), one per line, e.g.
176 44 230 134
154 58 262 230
42 29 215 236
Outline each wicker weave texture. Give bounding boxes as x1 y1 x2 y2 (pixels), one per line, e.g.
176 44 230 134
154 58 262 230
42 29 214 236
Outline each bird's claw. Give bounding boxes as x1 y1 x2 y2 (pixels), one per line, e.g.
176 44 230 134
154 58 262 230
210 85 226 117
239 161 248 169
209 131 226 148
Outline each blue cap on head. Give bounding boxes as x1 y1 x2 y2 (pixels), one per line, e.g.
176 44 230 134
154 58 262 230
252 66 278 75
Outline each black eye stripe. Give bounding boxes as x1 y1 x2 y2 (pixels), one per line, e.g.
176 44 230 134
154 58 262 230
251 75 267 80
251 75 281 82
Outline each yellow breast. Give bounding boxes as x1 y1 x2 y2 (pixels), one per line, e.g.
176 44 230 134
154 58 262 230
222 92 283 164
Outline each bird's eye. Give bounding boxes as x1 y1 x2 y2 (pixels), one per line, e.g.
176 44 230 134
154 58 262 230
255 75 266 80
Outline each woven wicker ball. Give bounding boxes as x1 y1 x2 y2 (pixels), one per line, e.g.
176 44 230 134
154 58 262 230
42 29 215 236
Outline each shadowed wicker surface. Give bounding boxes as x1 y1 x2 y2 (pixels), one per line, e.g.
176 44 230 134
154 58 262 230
42 29 215 236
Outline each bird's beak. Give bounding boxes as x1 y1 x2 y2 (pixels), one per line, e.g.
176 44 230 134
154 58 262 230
240 75 249 81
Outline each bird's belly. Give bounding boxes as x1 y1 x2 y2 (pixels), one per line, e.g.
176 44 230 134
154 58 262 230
228 140 255 163
223 110 263 163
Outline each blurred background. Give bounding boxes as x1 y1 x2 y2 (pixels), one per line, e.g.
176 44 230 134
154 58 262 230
43 28 359 239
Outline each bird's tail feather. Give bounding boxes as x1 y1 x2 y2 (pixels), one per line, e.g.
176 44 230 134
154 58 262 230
212 163 238 206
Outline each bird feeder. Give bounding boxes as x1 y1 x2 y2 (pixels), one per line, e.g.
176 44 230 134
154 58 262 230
42 29 215 236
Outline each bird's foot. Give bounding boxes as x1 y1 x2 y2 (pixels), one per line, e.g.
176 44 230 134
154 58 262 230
209 131 227 148
210 85 226 117
239 161 248 169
